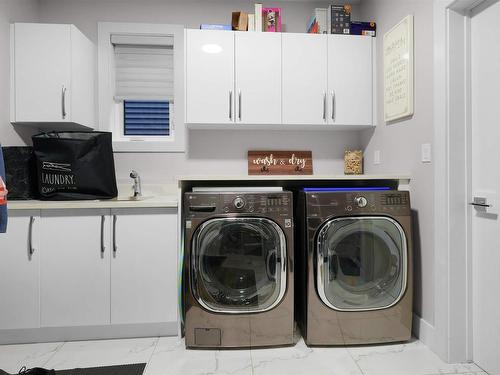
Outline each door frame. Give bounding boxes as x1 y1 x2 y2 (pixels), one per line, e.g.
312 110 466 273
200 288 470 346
433 0 495 363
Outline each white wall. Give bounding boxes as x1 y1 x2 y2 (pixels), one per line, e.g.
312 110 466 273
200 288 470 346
359 0 435 331
18 0 363 184
0 0 40 146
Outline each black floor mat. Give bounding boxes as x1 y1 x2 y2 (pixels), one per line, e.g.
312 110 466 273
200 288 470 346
56 363 146 375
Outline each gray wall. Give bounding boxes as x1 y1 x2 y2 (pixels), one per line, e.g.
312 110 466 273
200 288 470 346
0 0 40 146
359 0 435 327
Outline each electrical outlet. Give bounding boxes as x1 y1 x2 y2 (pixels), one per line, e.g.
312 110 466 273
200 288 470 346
374 150 381 165
421 143 432 163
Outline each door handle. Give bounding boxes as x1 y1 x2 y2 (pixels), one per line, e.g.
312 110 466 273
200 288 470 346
331 91 336 121
28 216 36 257
470 197 491 208
229 90 233 120
100 215 106 256
61 85 67 119
112 215 117 256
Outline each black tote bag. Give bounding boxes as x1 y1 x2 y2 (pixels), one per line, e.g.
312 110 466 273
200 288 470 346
32 131 118 200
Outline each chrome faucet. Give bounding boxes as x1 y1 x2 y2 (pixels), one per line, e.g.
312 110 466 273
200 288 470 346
129 170 142 197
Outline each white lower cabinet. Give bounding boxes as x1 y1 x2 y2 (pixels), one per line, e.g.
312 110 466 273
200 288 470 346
0 207 177 339
0 210 40 329
40 209 111 327
110 208 177 325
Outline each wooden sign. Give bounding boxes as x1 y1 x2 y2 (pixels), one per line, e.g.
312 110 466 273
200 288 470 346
384 15 414 122
248 151 313 175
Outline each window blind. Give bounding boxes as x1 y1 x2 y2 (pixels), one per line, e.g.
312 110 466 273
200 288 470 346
124 100 170 136
112 35 174 101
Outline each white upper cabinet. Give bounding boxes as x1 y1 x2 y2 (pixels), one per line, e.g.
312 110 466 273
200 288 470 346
327 35 373 126
0 211 40 330
235 32 282 124
186 30 375 128
282 33 328 125
10 23 96 129
186 29 234 124
110 208 178 325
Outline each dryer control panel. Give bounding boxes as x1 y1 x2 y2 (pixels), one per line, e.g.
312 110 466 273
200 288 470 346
305 191 411 217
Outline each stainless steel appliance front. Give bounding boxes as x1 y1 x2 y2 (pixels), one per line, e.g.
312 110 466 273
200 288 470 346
183 191 295 349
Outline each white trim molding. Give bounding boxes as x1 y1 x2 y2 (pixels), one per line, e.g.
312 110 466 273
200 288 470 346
433 0 488 364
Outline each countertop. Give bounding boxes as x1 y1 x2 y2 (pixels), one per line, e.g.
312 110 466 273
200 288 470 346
7 175 411 210
177 174 411 182
7 195 178 210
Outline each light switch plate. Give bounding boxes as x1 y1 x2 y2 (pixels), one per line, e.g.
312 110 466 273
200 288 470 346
421 143 432 163
374 150 381 165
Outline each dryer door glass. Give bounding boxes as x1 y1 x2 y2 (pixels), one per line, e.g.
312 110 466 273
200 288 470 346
316 217 407 311
192 217 287 313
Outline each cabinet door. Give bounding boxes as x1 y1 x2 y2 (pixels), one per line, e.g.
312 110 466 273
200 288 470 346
186 30 235 124
282 34 328 125
13 23 72 123
235 32 282 124
40 210 110 327
110 208 177 324
328 35 373 126
0 211 40 329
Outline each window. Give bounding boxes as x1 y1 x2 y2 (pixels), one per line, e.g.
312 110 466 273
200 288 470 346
124 101 170 136
98 23 185 152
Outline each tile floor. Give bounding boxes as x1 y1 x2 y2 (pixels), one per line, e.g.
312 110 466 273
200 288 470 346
0 336 487 375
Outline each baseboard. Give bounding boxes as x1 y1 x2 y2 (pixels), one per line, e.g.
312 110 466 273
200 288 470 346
0 322 178 345
412 313 436 348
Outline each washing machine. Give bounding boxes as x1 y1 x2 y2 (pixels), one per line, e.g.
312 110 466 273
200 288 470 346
183 191 295 349
296 189 413 346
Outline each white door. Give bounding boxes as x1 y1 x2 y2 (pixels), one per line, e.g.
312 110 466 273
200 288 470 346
110 209 177 324
235 32 281 124
471 3 500 374
13 23 71 123
0 211 40 329
185 29 235 124
40 210 110 327
327 35 373 126
282 33 328 125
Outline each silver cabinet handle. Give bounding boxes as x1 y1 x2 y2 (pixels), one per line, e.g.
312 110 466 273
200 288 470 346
323 92 327 121
100 215 106 256
238 90 242 121
112 215 117 256
229 90 233 120
28 216 36 256
61 86 67 119
331 91 336 121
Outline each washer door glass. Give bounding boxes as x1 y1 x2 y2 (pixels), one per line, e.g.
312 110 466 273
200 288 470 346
316 217 407 311
192 217 287 313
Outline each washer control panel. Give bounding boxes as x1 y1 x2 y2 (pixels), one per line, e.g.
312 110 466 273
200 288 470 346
222 193 291 215
185 191 292 217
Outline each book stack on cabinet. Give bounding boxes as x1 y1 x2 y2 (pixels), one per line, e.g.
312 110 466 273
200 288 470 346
307 4 376 37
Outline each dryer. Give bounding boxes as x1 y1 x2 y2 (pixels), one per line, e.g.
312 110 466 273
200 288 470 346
296 190 413 346
183 191 294 348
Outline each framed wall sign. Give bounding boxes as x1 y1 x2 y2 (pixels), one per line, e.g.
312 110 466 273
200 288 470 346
248 151 313 175
383 15 414 123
